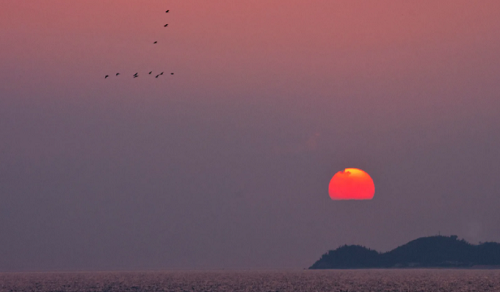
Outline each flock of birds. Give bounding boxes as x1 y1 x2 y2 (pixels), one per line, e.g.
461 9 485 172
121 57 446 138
105 9 174 79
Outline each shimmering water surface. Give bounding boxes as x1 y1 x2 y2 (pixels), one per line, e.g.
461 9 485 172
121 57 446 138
0 270 499 292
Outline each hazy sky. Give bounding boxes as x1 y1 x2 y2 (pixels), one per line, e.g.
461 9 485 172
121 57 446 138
1 0 500 271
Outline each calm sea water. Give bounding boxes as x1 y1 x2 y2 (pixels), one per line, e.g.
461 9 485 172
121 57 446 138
0 270 499 292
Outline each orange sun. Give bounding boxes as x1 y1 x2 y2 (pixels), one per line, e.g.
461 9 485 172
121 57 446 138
329 168 375 200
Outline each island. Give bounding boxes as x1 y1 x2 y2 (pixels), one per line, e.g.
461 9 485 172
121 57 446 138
309 235 500 269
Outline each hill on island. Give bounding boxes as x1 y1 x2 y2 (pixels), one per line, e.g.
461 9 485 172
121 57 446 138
310 235 500 269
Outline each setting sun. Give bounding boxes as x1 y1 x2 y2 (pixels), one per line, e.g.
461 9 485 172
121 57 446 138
329 168 375 200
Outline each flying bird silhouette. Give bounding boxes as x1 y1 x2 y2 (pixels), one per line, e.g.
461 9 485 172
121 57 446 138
102 8 176 81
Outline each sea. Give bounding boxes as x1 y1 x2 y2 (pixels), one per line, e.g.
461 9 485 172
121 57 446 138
0 270 499 292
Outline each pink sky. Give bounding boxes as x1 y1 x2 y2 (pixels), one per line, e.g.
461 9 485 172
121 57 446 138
1 1 500 271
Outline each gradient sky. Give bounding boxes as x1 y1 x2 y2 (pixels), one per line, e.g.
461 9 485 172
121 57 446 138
1 0 500 271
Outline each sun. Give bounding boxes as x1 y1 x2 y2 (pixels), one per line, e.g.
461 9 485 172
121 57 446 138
329 168 375 200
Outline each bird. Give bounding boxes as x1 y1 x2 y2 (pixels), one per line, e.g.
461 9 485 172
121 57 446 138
160 72 164 75
155 75 159 78
171 72 174 75
133 73 138 78
149 71 152 75
116 73 120 76
164 24 168 27
154 41 158 44
166 10 169 13
105 75 109 79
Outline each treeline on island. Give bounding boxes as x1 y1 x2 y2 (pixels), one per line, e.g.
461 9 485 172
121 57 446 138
310 235 500 269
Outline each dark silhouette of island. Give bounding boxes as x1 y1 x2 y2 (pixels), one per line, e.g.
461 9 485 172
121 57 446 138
310 235 500 269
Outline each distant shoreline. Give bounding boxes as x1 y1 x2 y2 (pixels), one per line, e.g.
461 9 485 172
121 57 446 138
309 235 500 269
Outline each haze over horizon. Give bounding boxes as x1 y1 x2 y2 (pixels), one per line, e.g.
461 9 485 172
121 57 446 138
1 0 500 271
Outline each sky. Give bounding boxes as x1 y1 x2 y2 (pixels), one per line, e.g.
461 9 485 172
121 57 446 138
1 0 500 271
